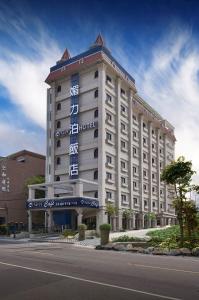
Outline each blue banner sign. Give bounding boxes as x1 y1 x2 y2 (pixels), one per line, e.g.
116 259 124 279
69 73 79 179
27 197 99 209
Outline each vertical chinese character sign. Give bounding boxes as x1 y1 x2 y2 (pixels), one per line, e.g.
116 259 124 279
69 73 79 179
1 163 10 192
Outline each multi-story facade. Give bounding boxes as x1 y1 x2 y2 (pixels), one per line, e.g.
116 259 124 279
27 35 176 232
0 150 45 227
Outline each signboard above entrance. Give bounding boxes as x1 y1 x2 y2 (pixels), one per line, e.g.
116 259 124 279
27 197 99 210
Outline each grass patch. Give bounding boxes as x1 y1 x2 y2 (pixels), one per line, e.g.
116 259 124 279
147 226 180 240
147 226 199 249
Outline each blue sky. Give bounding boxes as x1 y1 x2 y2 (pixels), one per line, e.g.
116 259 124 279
0 0 199 182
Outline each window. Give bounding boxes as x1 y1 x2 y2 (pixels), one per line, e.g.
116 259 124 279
133 115 137 121
143 184 147 191
94 148 98 158
56 176 60 181
57 140 61 147
106 93 112 102
56 157 61 165
121 161 126 169
106 155 112 164
121 177 126 184
94 170 98 180
144 200 147 207
133 181 137 188
143 122 146 129
94 89 98 98
106 75 112 83
152 157 155 164
106 132 112 141
143 137 146 145
160 189 163 195
121 194 127 201
57 103 61 111
160 162 162 168
160 203 163 209
133 166 137 174
17 156 25 163
133 147 137 156
153 201 156 208
160 148 162 154
57 85 61 93
133 131 137 138
48 112 51 121
121 122 126 131
159 135 162 140
121 105 126 113
121 140 126 149
152 173 155 179
152 143 155 150
152 129 155 135
94 70 98 78
94 129 98 138
56 121 61 129
133 197 138 204
106 113 112 121
106 172 112 180
143 170 147 177
94 191 98 198
143 152 147 160
94 109 98 118
106 191 112 199
121 88 125 95
152 187 155 193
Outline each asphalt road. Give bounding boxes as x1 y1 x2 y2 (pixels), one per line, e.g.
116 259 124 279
0 241 199 300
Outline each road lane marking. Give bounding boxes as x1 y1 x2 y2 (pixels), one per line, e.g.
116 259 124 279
31 251 54 256
133 264 199 274
0 260 181 300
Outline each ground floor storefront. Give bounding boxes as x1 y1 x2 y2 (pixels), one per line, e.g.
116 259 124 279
27 203 176 234
27 179 176 233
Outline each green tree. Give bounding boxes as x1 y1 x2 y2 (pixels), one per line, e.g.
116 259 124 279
24 175 45 226
161 156 198 247
24 175 45 199
105 203 117 224
183 200 198 245
122 209 133 230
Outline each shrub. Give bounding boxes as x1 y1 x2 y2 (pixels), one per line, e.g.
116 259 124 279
62 229 77 237
100 223 111 231
78 224 87 241
100 223 111 245
159 238 178 250
0 225 8 235
78 224 87 231
147 226 180 240
111 235 144 242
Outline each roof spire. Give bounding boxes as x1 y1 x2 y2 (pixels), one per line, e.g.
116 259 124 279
61 48 71 61
95 33 105 46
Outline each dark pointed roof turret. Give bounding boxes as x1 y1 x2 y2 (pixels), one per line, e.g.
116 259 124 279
61 48 71 61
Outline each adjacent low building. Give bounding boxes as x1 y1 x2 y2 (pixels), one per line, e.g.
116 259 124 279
27 35 176 233
0 150 45 227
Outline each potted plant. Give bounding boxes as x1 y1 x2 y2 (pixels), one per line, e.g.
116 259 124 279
78 224 87 241
100 223 111 245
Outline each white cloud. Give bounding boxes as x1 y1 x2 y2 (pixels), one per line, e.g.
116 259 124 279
0 3 62 129
136 28 199 182
0 122 45 156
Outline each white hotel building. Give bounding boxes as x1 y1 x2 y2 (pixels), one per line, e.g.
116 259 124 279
27 35 176 232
